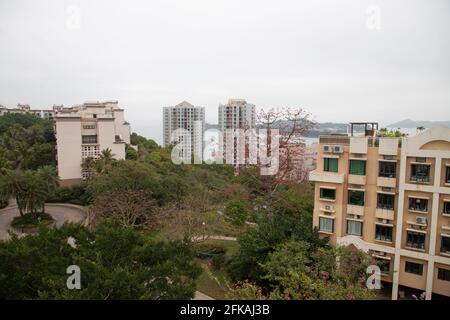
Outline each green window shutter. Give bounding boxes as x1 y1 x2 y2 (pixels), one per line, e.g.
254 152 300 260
320 188 336 200
349 160 366 175
348 190 365 206
324 158 338 172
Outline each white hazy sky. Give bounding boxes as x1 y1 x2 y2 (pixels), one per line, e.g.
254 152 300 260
0 0 449 143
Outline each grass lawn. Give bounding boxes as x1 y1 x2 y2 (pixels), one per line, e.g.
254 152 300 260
194 239 238 299
11 212 54 229
195 259 231 300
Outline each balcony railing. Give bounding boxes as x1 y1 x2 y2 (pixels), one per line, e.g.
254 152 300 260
411 176 430 183
309 170 345 184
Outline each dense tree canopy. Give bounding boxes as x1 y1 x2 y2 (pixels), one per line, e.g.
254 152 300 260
0 114 55 170
0 219 201 299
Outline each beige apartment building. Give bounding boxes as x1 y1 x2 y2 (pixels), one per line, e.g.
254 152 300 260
55 101 131 185
309 123 450 300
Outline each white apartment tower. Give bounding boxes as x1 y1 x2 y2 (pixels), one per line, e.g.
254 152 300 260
55 101 131 185
218 98 256 165
163 101 205 163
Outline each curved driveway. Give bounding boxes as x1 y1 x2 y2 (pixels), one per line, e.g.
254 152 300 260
0 203 86 241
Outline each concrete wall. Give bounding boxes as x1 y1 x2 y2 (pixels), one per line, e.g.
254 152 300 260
56 120 82 180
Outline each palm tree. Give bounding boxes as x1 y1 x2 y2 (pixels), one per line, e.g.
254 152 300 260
21 171 47 217
37 166 59 213
0 170 25 216
96 148 116 173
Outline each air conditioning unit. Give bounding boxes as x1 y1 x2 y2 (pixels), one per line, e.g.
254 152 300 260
333 145 343 153
416 216 427 225
324 205 334 212
323 145 332 153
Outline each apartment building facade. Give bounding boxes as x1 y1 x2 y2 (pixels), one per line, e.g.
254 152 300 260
309 123 450 299
163 101 205 163
0 104 56 120
55 101 131 185
218 98 255 165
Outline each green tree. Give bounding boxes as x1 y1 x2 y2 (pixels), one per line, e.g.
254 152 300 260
37 166 59 213
0 170 25 216
0 219 202 299
21 171 47 217
225 199 250 226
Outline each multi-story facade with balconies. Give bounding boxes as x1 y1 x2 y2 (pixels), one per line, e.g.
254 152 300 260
55 101 131 185
309 123 450 300
163 101 205 163
218 98 255 165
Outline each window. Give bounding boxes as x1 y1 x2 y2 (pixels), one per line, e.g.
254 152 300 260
441 236 450 254
348 190 365 206
379 161 396 178
347 220 363 236
324 158 338 172
444 202 450 215
320 188 336 200
411 163 430 183
446 167 450 184
405 261 423 275
406 231 425 250
377 193 395 210
375 225 393 242
349 160 366 175
376 259 390 274
82 135 98 144
319 217 334 233
437 268 450 281
409 198 428 212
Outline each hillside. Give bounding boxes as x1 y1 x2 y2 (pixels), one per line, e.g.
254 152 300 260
387 119 450 128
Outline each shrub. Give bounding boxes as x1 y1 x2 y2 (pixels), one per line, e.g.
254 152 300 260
11 212 54 229
47 185 92 205
225 199 250 226
211 253 226 270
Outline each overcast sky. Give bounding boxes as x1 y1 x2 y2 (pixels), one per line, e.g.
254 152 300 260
0 0 449 143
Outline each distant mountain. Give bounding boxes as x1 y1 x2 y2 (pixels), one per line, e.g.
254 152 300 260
387 119 450 129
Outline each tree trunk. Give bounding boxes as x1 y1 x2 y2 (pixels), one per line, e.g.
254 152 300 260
16 196 24 217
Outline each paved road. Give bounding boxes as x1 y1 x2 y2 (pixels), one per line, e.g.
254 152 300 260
193 291 214 300
192 235 237 242
0 203 86 240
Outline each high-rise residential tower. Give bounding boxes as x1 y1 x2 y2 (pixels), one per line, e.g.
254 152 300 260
218 98 256 165
55 101 131 185
163 101 205 163
309 123 450 299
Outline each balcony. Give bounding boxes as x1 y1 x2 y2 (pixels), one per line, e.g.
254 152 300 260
309 170 345 184
348 174 366 185
376 208 395 220
378 137 399 156
347 205 364 216
349 137 368 154
377 177 396 188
